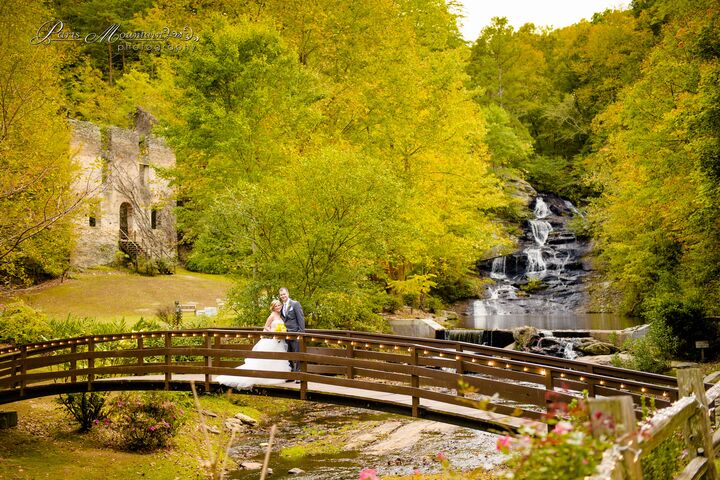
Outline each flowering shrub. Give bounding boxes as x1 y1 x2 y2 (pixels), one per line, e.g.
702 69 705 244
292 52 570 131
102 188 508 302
497 398 612 480
56 392 108 432
101 392 187 451
358 468 380 480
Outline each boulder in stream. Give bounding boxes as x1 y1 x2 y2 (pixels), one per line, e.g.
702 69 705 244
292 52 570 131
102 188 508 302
574 338 619 356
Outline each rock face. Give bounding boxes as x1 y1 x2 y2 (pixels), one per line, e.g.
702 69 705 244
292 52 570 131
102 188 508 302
474 194 591 317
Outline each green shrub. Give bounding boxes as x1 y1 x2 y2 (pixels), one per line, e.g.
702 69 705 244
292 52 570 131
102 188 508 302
309 290 389 332
425 295 444 314
382 295 403 313
519 278 545 293
102 392 187 451
0 302 52 345
643 295 713 361
56 392 108 432
612 320 677 374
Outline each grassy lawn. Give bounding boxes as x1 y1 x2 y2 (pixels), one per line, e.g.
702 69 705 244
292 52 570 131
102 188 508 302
0 268 234 323
0 392 295 480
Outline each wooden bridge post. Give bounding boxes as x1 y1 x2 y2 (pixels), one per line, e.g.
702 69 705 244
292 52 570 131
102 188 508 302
588 395 642 480
299 335 307 401
677 368 717 480
164 332 172 391
585 364 596 397
213 334 221 376
137 335 144 376
203 333 211 392
19 345 27 397
70 344 77 383
410 347 420 418
87 338 95 390
455 344 464 398
346 342 355 380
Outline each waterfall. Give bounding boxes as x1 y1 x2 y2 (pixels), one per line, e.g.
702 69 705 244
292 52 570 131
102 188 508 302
446 329 485 344
524 248 547 276
471 194 591 327
534 197 551 218
529 220 552 246
491 257 506 279
474 299 488 317
564 342 578 360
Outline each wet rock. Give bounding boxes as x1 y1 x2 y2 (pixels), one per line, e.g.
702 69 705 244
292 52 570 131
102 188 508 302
344 421 403 450
288 468 305 475
225 418 244 430
513 326 540 350
201 409 218 417
574 338 618 356
575 353 631 366
623 324 650 340
240 462 263 470
528 336 567 357
203 425 220 435
234 412 258 425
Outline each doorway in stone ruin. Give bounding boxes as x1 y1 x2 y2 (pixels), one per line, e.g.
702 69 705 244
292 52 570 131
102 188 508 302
119 202 133 240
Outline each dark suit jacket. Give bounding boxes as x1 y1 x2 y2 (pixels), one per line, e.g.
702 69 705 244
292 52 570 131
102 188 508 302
281 299 305 332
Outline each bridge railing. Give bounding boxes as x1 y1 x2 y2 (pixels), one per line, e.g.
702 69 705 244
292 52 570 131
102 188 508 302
0 328 682 426
587 368 720 480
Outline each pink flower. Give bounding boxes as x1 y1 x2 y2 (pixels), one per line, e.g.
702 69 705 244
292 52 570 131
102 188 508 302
496 435 513 453
553 421 573 434
359 468 379 480
437 452 447 462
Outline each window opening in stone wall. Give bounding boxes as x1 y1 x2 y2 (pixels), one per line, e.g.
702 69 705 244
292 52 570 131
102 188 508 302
151 209 158 229
89 216 96 227
139 163 148 185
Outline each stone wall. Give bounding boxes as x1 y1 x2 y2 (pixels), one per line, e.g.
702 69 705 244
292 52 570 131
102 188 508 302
69 119 176 268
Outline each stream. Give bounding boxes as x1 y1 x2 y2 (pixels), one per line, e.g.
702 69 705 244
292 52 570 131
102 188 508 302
228 400 504 479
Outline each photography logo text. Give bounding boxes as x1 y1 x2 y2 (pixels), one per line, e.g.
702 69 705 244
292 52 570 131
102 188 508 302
31 20 200 53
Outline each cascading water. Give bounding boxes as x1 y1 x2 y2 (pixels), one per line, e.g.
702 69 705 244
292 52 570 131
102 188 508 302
470 194 595 331
491 257 507 279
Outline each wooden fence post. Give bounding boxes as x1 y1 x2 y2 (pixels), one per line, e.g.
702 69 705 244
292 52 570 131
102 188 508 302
588 395 642 480
70 344 77 384
677 368 717 480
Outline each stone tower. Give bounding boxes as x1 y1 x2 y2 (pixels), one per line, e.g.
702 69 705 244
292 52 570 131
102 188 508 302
69 112 176 269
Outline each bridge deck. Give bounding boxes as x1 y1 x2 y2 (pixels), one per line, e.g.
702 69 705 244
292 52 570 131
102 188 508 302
95 374 539 433
0 328 684 433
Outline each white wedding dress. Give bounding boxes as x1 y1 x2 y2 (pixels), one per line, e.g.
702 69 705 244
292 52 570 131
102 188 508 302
216 318 291 389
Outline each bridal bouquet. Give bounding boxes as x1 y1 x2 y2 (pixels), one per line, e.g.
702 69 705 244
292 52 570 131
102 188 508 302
274 323 287 333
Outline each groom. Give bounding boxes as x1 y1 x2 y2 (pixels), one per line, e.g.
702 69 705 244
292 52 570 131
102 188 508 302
279 287 305 375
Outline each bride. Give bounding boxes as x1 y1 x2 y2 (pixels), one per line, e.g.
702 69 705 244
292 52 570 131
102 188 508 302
216 299 291 389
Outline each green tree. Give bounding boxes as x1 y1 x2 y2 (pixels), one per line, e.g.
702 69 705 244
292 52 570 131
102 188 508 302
586 0 720 316
0 0 84 285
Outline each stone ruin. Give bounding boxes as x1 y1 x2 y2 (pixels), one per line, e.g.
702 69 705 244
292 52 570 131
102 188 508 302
69 110 176 269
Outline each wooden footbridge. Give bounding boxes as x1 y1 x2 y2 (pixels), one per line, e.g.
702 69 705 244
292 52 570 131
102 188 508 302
0 328 686 433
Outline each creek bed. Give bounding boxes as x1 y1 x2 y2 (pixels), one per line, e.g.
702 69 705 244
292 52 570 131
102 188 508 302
228 400 505 479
